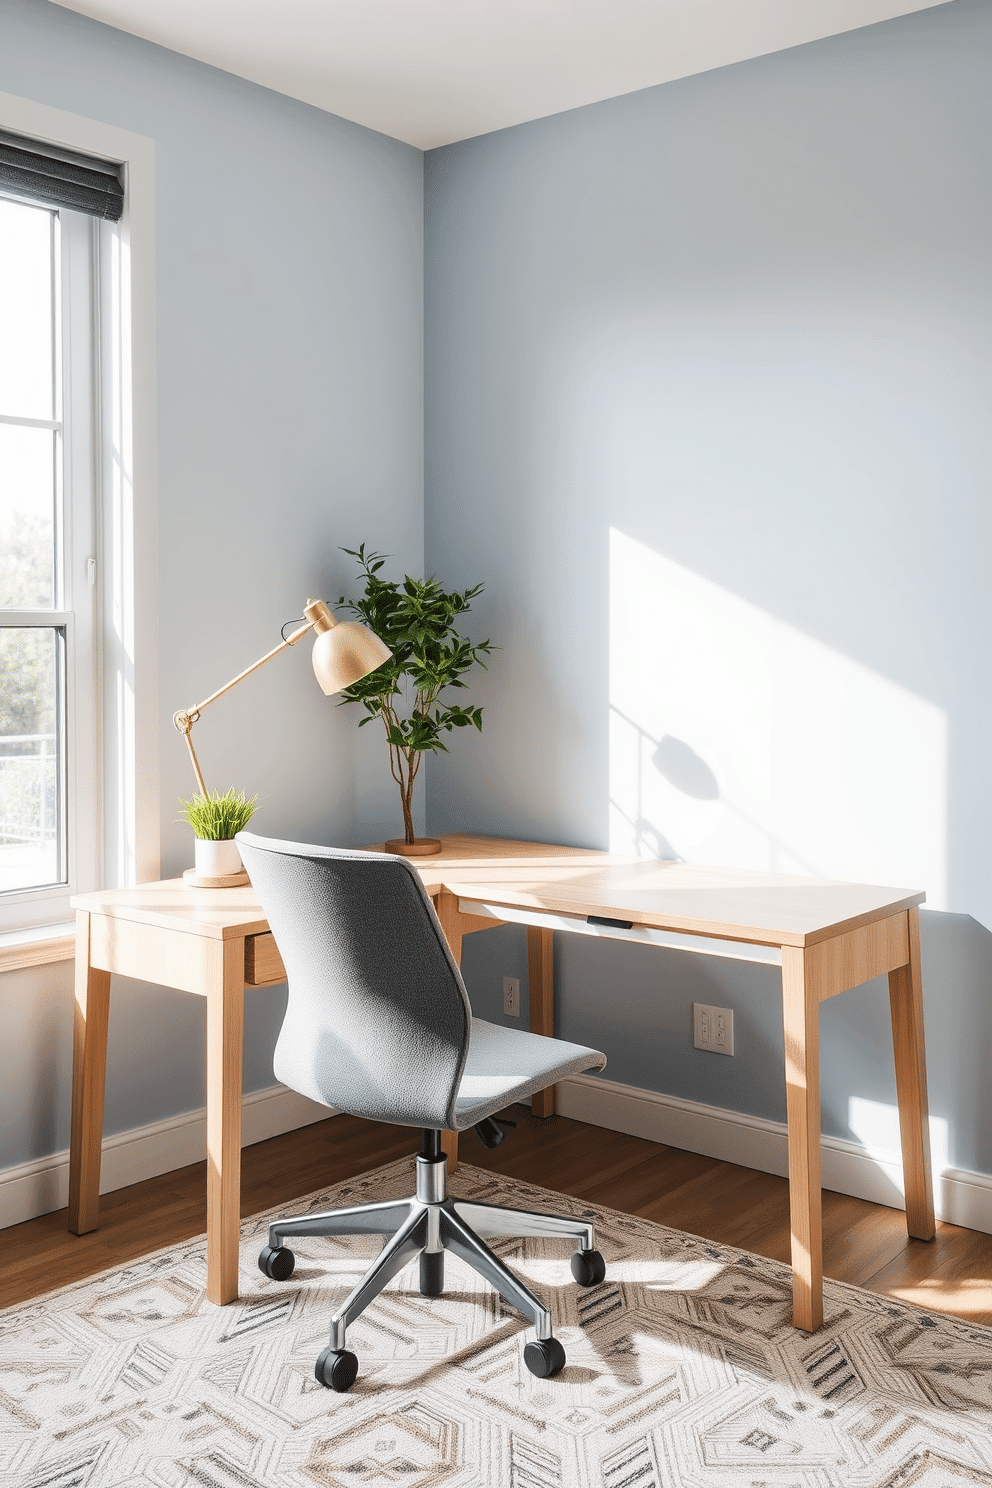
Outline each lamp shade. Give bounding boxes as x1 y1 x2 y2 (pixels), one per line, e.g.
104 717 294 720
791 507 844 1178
311 620 391 696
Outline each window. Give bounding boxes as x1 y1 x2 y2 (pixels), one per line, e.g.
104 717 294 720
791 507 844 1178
0 105 159 927
0 193 100 929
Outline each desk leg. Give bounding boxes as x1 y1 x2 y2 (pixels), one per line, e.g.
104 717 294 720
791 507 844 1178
782 946 823 1332
889 906 936 1242
528 928 556 1118
435 891 463 1173
206 939 245 1305
68 911 111 1235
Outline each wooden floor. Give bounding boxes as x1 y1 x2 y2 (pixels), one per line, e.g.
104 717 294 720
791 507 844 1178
4 1106 992 1325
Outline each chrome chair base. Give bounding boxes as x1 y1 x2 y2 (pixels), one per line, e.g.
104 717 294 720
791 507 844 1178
259 1148 605 1388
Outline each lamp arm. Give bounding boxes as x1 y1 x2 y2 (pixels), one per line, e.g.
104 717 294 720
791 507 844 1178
172 619 314 797
184 621 312 718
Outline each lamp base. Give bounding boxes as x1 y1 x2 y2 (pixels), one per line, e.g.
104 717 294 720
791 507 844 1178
383 838 443 858
183 867 251 888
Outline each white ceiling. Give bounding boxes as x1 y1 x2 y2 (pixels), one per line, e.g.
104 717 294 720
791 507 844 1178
51 0 951 150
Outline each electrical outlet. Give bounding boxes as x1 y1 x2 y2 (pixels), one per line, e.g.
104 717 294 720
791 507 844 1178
693 1002 734 1055
503 977 520 1017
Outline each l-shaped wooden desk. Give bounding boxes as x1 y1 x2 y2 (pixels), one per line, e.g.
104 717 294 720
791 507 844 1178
69 833 934 1332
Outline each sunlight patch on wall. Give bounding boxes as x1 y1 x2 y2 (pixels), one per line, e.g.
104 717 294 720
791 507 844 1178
848 1096 949 1191
609 530 947 904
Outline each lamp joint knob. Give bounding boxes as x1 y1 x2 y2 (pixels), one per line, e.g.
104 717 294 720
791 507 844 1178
304 598 336 635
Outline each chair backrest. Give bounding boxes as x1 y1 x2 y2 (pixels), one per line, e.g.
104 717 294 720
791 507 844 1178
237 832 472 1129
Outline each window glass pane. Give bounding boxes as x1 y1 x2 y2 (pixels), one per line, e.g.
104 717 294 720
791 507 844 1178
0 627 63 893
0 197 54 421
0 424 56 608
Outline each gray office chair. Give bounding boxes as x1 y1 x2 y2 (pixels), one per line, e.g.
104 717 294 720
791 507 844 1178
237 831 608 1392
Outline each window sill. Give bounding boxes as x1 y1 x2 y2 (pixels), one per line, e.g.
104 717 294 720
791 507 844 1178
0 921 76 973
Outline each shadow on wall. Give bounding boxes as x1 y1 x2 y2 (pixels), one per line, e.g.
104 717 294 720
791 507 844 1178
606 527 992 1174
609 528 947 902
915 910 992 1174
653 735 719 802
820 912 992 1184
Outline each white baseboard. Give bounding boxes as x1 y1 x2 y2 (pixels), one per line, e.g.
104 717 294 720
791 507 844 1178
0 1085 333 1230
556 1074 992 1236
5 1072 991 1239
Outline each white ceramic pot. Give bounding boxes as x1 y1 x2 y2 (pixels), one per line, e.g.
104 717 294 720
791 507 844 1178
195 837 242 878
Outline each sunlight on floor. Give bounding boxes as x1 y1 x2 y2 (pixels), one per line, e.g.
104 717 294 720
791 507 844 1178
889 1278 992 1316
512 1256 727 1290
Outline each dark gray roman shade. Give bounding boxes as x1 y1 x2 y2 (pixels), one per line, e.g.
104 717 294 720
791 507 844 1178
0 130 124 221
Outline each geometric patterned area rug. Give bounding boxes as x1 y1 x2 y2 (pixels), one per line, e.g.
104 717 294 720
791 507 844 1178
2 1158 992 1488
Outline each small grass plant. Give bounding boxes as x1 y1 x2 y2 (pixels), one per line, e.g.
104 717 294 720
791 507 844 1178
178 788 258 841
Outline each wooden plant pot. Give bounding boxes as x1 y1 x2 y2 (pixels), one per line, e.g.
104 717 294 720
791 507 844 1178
384 838 442 857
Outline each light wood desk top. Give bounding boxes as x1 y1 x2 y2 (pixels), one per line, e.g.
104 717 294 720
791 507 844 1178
72 831 925 951
401 834 926 949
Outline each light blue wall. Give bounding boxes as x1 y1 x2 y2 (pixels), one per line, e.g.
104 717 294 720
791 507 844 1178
425 1 992 1172
2 0 990 1187
0 0 424 1163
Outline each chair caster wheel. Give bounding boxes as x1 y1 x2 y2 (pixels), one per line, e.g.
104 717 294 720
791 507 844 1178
258 1245 295 1281
315 1347 359 1392
570 1248 606 1287
524 1336 566 1379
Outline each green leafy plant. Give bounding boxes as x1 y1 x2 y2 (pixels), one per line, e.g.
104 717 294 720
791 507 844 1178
337 544 493 845
178 788 258 841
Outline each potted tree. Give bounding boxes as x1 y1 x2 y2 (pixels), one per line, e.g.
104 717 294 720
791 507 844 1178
336 544 493 855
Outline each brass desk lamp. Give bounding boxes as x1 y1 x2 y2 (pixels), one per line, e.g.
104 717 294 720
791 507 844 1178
173 598 391 879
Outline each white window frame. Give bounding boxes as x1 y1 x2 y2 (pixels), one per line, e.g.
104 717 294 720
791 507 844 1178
0 204 101 929
0 93 159 934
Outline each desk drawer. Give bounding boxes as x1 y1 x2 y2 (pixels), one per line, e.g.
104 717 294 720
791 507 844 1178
245 932 286 986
